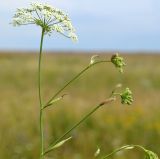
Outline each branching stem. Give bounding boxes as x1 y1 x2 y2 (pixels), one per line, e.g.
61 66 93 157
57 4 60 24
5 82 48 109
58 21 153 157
101 145 146 159
44 60 111 109
44 104 101 155
44 97 115 155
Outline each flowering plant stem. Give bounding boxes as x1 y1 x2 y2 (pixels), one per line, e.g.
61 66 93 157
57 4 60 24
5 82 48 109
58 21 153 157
43 60 111 109
44 105 101 155
43 98 115 155
38 27 111 158
101 145 157 159
38 28 45 159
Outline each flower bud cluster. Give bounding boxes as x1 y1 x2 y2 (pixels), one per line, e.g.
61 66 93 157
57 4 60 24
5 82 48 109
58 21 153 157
111 53 126 73
145 149 159 159
12 2 78 41
120 88 133 105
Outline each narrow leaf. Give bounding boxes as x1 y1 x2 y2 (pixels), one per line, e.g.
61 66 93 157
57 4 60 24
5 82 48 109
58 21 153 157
120 145 134 150
90 55 99 65
101 145 159 159
48 136 72 151
94 147 101 157
48 97 62 106
45 94 67 108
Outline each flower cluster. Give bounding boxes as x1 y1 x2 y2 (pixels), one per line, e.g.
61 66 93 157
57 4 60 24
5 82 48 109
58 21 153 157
12 2 78 41
120 88 133 105
145 149 159 159
111 53 126 73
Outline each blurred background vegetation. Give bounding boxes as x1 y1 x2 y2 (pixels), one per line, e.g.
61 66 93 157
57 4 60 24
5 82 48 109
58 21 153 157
0 53 160 159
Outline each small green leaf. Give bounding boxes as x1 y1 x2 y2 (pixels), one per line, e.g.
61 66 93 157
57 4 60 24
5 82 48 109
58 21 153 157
90 55 99 65
94 147 101 157
101 145 159 159
46 94 67 107
48 137 72 151
120 145 135 150
48 97 62 106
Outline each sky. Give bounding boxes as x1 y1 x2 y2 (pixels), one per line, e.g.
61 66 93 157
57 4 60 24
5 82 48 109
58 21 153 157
0 0 160 52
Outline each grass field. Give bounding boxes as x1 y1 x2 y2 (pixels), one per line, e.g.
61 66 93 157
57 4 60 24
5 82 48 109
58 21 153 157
0 53 160 159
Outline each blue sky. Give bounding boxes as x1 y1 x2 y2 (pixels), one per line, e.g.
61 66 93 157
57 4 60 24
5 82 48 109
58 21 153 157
0 0 160 51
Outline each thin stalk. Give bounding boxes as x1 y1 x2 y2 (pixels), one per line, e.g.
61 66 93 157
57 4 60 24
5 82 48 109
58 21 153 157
44 104 101 155
44 60 111 108
101 146 128 159
38 28 45 159
101 145 145 159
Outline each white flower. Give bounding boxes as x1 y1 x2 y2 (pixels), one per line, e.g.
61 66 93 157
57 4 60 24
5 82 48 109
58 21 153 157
69 32 78 42
12 2 78 41
52 24 64 33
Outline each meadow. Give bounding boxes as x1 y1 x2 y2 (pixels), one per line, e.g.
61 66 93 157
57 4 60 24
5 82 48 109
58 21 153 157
0 52 160 159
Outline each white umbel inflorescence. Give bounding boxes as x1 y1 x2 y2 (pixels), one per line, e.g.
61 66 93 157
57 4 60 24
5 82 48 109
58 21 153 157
12 2 78 41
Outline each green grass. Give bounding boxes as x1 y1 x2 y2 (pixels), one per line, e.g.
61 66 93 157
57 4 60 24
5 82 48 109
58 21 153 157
0 53 160 159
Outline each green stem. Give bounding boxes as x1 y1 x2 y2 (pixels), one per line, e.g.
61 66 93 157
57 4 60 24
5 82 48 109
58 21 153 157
44 104 101 155
44 60 111 108
101 147 128 159
101 145 145 159
38 28 45 159
43 97 116 156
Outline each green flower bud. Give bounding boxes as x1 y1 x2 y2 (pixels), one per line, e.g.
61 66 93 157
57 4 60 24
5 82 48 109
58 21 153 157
120 88 133 105
145 149 159 159
111 53 126 73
